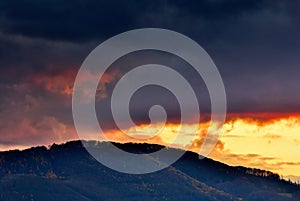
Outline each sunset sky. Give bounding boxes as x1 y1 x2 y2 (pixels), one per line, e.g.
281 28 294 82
0 0 299 181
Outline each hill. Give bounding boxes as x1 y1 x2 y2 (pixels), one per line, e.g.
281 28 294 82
0 141 299 201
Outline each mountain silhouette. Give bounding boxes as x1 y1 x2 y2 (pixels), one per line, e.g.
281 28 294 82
0 141 299 201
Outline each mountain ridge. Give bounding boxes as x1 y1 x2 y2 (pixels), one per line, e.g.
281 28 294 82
0 140 299 201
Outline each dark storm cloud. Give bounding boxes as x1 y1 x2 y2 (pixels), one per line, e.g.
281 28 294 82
0 0 298 42
0 0 300 147
0 0 137 41
0 0 299 111
0 32 93 81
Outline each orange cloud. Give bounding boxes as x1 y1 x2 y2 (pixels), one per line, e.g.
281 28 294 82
96 113 300 178
0 115 78 150
33 68 76 95
225 112 300 126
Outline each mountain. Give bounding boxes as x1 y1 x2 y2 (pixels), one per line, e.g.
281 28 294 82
0 141 299 201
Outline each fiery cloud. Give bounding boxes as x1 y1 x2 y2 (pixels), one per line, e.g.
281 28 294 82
90 113 300 180
32 68 77 95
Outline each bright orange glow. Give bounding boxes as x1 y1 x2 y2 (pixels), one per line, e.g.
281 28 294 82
100 113 300 181
212 115 300 179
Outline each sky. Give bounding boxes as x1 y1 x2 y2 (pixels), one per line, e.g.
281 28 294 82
0 0 299 180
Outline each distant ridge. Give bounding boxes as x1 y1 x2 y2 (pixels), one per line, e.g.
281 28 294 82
0 140 299 201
